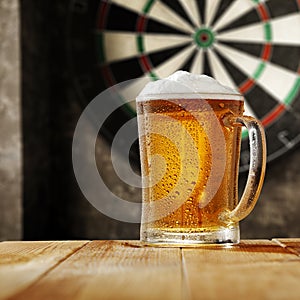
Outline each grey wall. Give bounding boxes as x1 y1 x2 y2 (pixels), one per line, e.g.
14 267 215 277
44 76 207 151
0 0 22 240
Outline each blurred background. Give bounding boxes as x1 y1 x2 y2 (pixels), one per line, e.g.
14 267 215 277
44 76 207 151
1 0 300 241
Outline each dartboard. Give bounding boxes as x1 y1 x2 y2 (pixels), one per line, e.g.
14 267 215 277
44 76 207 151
68 0 300 171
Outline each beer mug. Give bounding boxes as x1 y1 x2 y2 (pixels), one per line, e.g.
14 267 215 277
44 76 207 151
136 72 266 245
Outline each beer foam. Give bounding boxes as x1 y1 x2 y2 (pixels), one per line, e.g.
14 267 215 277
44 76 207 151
136 71 243 101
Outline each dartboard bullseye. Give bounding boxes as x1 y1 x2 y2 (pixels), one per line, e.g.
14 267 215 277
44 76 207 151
194 27 215 49
68 0 300 172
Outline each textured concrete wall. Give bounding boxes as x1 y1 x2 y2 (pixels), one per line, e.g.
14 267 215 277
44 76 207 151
0 0 22 240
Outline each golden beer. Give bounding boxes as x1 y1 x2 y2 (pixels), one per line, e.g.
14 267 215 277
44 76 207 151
137 98 244 243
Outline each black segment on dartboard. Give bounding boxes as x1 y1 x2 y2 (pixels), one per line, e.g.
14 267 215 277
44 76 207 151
99 102 136 141
98 105 140 187
290 91 300 115
210 0 234 27
196 0 206 26
217 8 260 33
211 48 278 120
267 110 300 153
109 57 144 83
203 51 212 77
104 3 138 31
148 44 190 68
270 46 300 72
146 18 189 35
160 0 195 27
266 0 299 19
218 42 263 60
247 84 280 120
213 48 248 86
181 49 199 72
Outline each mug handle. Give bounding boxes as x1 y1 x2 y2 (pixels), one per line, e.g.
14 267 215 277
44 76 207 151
222 115 267 223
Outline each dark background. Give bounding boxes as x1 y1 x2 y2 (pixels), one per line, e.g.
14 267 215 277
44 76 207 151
18 0 300 241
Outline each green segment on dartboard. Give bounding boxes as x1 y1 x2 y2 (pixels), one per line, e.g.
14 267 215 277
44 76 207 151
285 77 300 105
253 63 266 80
137 35 144 53
264 23 272 41
193 28 215 49
143 0 156 14
96 34 105 63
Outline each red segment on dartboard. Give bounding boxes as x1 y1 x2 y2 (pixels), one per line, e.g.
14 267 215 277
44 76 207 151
262 44 272 61
137 16 147 32
140 55 152 73
257 3 270 21
262 104 286 127
101 65 114 86
97 1 109 30
239 79 255 94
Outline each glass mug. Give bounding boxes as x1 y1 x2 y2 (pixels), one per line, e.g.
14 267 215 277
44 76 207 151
136 93 266 245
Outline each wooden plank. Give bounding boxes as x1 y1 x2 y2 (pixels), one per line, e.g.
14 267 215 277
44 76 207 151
0 241 88 300
273 238 300 256
10 241 182 300
182 240 300 300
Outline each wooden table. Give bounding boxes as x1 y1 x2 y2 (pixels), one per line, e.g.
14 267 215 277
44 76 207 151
0 239 299 300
